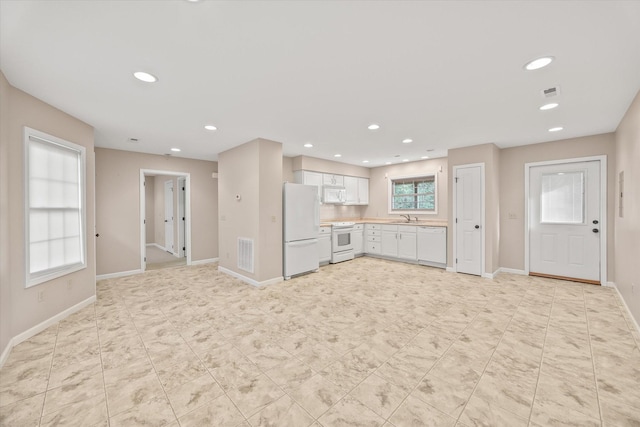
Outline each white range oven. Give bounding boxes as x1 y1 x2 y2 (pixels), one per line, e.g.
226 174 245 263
330 222 355 263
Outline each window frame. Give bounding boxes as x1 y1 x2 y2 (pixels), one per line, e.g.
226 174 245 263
24 127 87 288
387 173 438 215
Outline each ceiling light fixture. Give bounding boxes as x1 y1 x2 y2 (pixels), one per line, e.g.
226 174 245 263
385 162 392 165
171 148 181 152
334 154 342 158
539 103 559 111
548 126 564 132
421 156 429 159
303 143 313 148
362 160 369 163
524 56 554 71
204 125 217 131
402 139 413 144
367 124 380 130
133 71 158 83
402 159 409 162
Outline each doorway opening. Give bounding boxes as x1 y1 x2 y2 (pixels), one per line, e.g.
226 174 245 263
140 169 191 271
525 156 607 285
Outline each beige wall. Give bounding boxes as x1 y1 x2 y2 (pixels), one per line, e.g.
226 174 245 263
499 134 616 277
95 148 218 275
145 178 155 244
1 72 13 353
283 156 294 183
614 90 640 324
0 72 96 356
218 138 282 283
365 157 448 221
447 144 500 274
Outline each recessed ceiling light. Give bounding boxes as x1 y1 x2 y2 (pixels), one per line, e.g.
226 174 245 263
539 103 559 111
171 148 181 152
334 154 342 158
402 139 413 144
303 143 313 148
402 159 409 162
421 156 429 159
524 56 554 71
133 71 158 83
385 162 392 165
204 125 217 131
362 160 369 163
548 126 564 132
367 124 380 130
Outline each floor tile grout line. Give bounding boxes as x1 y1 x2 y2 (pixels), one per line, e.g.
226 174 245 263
92 301 112 427
38 321 59 426
527 283 556 427
582 286 604 425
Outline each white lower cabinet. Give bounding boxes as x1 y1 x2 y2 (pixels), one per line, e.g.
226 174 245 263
365 224 381 254
318 226 332 264
353 224 364 255
380 225 417 260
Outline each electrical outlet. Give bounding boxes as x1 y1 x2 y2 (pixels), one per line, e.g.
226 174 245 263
271 215 276 223
67 279 72 290
508 212 517 219
632 283 636 295
37 290 44 302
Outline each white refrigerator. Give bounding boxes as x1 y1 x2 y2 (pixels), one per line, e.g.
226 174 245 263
283 182 319 280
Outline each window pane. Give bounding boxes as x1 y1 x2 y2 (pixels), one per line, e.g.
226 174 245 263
393 195 415 210
541 172 584 223
30 241 49 274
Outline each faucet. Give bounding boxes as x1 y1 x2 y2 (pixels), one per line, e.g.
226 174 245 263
401 214 411 223
414 217 419 222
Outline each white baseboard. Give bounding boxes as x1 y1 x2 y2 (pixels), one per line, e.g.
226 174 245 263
611 282 640 335
96 269 143 281
482 269 499 279
498 267 527 276
218 266 283 287
0 295 96 369
604 281 616 288
446 267 455 273
191 258 219 266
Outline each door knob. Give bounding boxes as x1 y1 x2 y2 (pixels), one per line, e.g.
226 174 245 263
592 228 599 233
475 225 480 229
592 220 599 224
95 233 99 237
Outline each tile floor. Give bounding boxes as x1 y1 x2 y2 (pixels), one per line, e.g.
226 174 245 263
1 257 639 426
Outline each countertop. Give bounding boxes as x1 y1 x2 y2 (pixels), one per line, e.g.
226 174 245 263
320 218 448 228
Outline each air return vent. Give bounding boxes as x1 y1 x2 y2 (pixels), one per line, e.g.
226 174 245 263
542 86 560 98
237 237 254 273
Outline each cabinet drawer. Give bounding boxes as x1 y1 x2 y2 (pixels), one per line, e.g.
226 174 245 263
366 242 381 254
319 227 332 234
382 225 398 232
367 229 381 237
367 235 380 243
354 224 364 230
366 224 381 230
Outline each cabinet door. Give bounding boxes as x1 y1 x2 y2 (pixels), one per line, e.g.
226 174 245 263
357 178 369 205
398 232 417 260
304 171 323 202
381 231 398 257
344 176 358 204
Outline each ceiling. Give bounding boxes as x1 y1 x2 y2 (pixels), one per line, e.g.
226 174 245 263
2 1 639 167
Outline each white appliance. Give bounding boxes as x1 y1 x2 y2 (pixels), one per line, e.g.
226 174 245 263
323 186 346 204
283 183 320 280
417 226 447 267
330 222 355 263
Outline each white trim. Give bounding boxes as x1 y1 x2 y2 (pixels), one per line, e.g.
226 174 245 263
191 258 219 266
603 281 616 288
0 295 96 369
140 170 192 272
96 269 143 281
452 163 485 277
498 267 527 275
611 282 640 335
524 155 607 285
146 243 166 251
482 269 500 279
446 267 456 273
387 172 438 215
218 266 283 287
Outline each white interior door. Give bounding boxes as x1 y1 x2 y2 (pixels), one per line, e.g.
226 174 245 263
529 161 600 282
455 165 482 275
164 180 174 253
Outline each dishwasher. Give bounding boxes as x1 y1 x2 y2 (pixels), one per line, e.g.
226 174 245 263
417 226 447 267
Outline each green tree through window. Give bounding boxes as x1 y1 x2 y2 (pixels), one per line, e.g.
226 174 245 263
391 176 436 211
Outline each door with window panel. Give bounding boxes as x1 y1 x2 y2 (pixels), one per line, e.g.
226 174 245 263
529 161 600 283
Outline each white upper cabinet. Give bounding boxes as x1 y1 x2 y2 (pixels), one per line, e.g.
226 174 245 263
323 174 344 186
344 176 369 205
293 170 323 202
